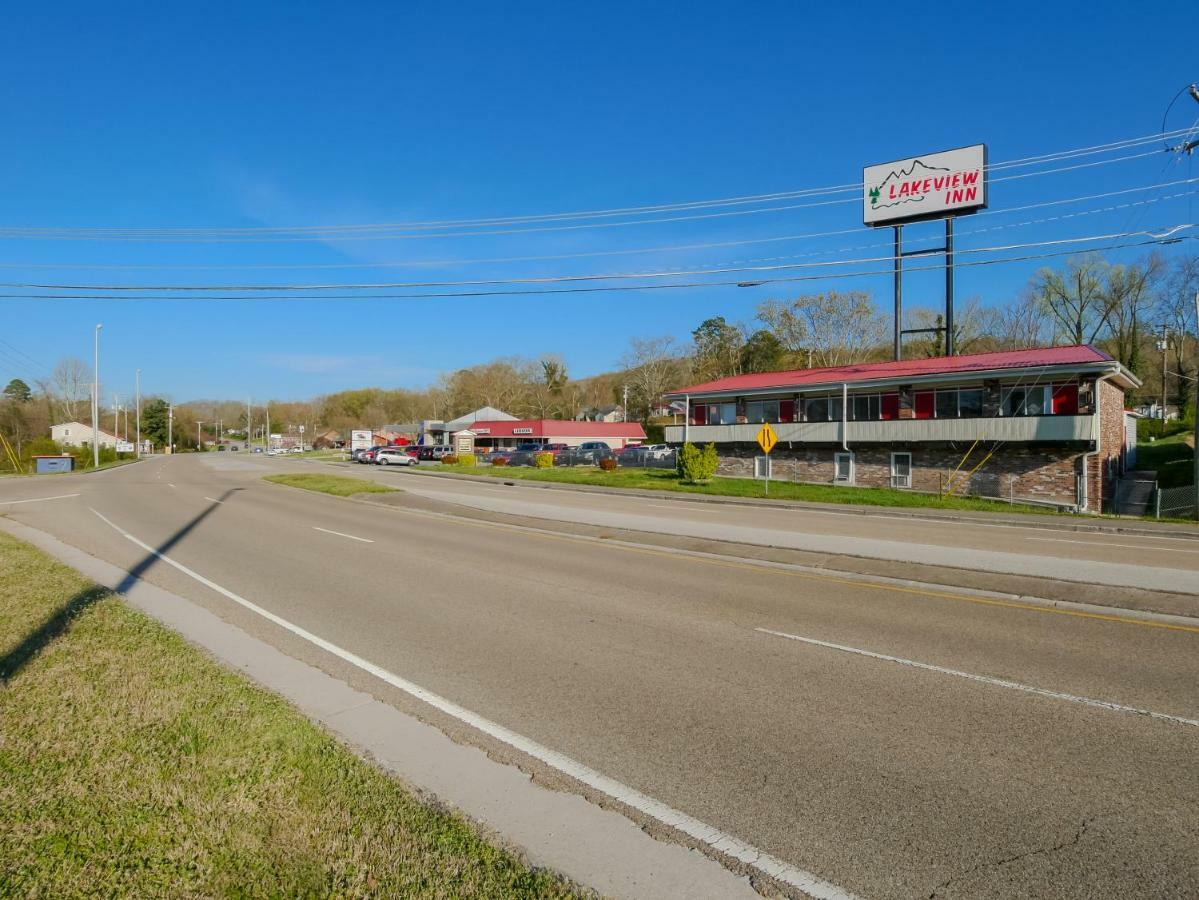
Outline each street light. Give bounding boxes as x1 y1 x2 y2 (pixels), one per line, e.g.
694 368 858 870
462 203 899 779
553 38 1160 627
92 324 102 469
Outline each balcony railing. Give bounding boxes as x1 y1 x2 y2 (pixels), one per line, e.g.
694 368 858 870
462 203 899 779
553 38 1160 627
664 414 1094 445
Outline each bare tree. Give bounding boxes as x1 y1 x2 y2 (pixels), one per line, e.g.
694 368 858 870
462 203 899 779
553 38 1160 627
619 336 677 422
1031 254 1112 345
51 356 91 424
755 299 808 354
904 297 999 357
1158 253 1199 411
993 288 1052 349
762 291 886 368
1102 253 1163 374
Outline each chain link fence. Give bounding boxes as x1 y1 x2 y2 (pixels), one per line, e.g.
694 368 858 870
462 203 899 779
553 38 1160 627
1155 484 1197 520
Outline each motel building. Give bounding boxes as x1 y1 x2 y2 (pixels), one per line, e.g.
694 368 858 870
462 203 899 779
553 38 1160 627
663 345 1140 512
455 419 647 452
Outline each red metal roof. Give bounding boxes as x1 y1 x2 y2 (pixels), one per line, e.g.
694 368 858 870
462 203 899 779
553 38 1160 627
669 345 1116 396
464 419 647 439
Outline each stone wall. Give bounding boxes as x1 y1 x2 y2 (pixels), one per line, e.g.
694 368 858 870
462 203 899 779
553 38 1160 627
715 442 1085 506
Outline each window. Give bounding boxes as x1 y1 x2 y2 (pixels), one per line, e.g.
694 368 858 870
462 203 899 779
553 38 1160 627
890 452 912 489
851 394 880 421
935 390 958 419
914 392 934 420
804 395 843 422
881 393 899 420
834 451 854 483
702 402 737 425
745 400 780 423
1052 383 1079 414
1002 385 1051 417
958 389 983 418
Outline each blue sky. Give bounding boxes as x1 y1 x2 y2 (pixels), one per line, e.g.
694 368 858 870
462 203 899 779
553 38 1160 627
1 2 1197 403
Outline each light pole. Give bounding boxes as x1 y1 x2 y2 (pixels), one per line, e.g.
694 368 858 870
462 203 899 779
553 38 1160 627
168 404 174 454
197 421 204 451
92 324 102 468
135 369 141 456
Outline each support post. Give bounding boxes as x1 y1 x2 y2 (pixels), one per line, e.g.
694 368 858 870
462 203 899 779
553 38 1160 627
945 217 955 356
893 225 903 361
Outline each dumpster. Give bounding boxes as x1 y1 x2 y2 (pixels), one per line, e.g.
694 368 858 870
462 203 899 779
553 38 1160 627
33 454 75 474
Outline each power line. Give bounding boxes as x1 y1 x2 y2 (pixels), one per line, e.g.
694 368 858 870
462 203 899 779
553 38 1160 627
0 232 1184 303
0 133 1189 243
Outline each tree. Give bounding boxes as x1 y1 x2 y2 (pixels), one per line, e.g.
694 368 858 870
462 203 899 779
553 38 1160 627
1158 254 1199 412
904 298 998 358
1031 255 1112 345
691 317 744 381
142 398 170 447
760 291 886 368
3 378 31 403
619 336 678 423
1101 254 1162 376
738 330 785 374
51 357 91 423
993 288 1051 350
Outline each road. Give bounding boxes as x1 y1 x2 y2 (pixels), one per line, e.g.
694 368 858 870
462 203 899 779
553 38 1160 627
3 454 1198 899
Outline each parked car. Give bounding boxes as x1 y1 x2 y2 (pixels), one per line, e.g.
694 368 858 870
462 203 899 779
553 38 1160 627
641 444 672 460
617 444 647 464
416 445 455 461
357 447 380 463
252 447 264 454
289 446 302 454
574 441 612 464
230 445 239 451
375 447 417 466
507 442 547 466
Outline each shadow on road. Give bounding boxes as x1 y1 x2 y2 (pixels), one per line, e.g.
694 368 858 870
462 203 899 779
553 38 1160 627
0 488 241 684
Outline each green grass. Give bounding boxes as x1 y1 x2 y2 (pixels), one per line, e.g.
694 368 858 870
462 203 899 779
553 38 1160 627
265 472 397 496
1135 431 1194 489
428 464 1069 516
0 530 576 898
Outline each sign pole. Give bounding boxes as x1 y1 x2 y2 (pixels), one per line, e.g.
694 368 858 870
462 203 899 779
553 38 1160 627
893 225 903 361
945 217 955 356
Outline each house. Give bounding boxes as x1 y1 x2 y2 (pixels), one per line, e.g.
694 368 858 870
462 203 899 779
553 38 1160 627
577 405 625 423
465 419 647 451
51 421 118 449
312 429 343 449
663 345 1140 511
420 407 518 445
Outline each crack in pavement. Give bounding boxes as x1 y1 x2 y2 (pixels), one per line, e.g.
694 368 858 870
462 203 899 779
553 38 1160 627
924 816 1095 899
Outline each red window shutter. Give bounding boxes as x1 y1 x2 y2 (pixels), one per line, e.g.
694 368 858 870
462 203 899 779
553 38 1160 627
914 392 934 419
1052 384 1078 415
692 404 706 425
779 399 795 423
881 393 899 420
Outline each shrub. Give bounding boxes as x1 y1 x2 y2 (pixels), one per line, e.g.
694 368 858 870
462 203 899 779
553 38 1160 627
441 454 459 465
598 457 618 471
491 456 509 466
534 451 554 469
677 442 719 483
456 452 476 467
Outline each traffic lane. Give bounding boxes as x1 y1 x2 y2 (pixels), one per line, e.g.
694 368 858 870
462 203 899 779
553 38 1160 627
353 466 1199 573
151 459 1199 721
384 475 1199 593
59 468 1199 899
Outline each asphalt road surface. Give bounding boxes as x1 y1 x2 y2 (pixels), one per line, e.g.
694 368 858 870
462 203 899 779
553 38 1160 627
3 455 1198 899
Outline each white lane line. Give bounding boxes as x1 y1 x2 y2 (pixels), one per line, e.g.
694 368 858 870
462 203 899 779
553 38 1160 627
313 526 374 544
87 506 851 900
168 483 177 489
0 492 80 506
757 628 1199 728
1026 536 1198 553
203 497 224 504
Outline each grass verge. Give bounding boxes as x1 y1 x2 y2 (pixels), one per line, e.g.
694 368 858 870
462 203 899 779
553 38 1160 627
427 464 1070 516
264 472 397 496
1135 431 1194 489
0 529 575 897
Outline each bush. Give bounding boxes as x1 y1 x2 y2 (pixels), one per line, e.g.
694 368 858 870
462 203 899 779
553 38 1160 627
598 457 618 471
441 454 459 465
456 452 476 467
676 442 718 483
534 451 554 469
491 456 509 466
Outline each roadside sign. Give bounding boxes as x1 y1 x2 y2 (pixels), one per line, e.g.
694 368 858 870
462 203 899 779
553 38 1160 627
115 441 134 453
756 422 778 455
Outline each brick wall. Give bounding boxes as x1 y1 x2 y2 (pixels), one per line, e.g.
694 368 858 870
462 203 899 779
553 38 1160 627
715 442 1085 506
1084 377 1126 511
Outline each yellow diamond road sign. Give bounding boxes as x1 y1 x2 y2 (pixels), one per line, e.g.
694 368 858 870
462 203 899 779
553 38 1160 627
756 422 778 455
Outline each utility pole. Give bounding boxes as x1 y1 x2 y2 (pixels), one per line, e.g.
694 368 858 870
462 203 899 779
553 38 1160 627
265 403 271 451
135 369 141 456
622 384 629 422
92 324 102 468
1159 323 1170 423
246 397 252 448
197 421 204 451
168 404 174 454
1193 292 1199 511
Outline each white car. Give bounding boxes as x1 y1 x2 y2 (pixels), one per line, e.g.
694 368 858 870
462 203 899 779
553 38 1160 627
289 447 303 454
643 444 673 459
375 447 417 466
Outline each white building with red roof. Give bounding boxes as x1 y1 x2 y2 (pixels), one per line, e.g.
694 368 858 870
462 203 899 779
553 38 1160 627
663 345 1140 511
463 419 646 451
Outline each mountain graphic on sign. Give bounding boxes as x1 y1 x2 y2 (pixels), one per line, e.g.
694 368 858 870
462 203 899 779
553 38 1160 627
869 158 951 209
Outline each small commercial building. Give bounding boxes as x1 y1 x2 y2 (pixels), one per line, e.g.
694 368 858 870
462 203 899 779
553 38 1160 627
50 421 118 449
664 345 1139 511
465 419 647 451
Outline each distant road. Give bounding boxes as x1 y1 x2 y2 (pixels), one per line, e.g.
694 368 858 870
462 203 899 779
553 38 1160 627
3 454 1197 899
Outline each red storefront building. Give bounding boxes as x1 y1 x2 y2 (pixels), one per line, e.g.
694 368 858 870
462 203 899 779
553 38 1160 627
462 419 647 451
664 345 1139 511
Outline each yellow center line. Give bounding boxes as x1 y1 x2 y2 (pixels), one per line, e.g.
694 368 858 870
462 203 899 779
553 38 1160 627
379 498 1199 637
